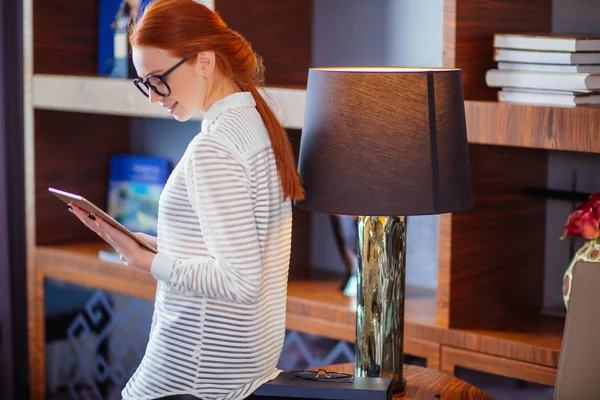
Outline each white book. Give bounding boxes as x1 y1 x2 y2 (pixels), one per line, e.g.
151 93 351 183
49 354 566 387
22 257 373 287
485 69 600 90
501 87 599 95
494 48 600 65
494 33 600 52
497 62 600 74
498 89 600 107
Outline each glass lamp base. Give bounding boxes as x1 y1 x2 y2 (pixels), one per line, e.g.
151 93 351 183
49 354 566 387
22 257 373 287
355 216 407 392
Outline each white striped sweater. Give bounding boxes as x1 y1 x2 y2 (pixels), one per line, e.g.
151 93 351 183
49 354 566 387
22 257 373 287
122 92 292 400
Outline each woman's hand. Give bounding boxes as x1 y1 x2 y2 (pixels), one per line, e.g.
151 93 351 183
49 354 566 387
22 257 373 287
68 203 156 272
132 232 158 249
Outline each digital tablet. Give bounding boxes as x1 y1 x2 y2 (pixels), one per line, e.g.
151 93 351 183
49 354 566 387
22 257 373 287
48 187 158 254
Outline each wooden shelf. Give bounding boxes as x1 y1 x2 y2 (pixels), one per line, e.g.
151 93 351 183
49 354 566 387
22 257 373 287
34 74 600 154
36 242 157 300
32 74 307 129
446 314 564 368
34 241 436 338
284 262 564 369
35 241 564 369
465 100 600 153
286 274 438 343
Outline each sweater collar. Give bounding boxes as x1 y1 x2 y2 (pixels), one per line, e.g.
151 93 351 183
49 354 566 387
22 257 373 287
201 91 256 131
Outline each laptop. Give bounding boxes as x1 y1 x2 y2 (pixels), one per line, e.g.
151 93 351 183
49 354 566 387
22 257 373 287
554 260 600 400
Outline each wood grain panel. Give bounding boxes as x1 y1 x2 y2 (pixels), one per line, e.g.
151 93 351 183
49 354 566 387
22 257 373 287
286 279 439 336
286 274 358 339
33 0 98 75
36 242 157 299
216 0 311 87
466 101 600 153
34 110 131 245
443 0 552 100
319 363 493 399
441 345 557 386
437 213 452 328
29 266 47 400
404 337 441 370
286 313 355 342
443 314 564 368
442 0 457 68
286 277 443 345
437 144 548 329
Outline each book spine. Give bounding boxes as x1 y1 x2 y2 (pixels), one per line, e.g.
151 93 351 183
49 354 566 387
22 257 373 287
494 35 575 52
486 69 595 91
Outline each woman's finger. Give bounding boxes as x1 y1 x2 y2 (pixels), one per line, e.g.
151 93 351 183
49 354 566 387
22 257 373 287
68 207 138 263
69 205 112 242
91 216 115 242
69 205 97 230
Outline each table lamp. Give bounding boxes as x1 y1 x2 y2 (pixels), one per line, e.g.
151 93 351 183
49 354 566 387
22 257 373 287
294 67 473 392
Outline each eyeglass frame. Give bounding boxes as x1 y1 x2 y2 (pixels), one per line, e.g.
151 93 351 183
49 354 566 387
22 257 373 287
288 369 355 383
133 57 190 98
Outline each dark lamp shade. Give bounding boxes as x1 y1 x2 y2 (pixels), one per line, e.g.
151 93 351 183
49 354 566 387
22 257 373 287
294 67 473 216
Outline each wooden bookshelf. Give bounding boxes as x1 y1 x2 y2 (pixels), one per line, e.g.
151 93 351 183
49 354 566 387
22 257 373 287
24 0 600 397
437 0 597 387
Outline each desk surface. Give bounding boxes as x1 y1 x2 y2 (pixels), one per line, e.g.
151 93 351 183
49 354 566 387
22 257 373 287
318 363 493 400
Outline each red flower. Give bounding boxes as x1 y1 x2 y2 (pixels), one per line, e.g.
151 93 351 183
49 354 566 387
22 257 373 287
562 209 583 238
580 214 600 239
562 192 600 240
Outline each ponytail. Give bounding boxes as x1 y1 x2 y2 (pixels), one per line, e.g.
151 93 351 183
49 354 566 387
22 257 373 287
246 86 305 201
222 39 305 202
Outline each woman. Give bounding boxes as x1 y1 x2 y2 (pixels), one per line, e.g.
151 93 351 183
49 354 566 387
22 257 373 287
69 0 304 398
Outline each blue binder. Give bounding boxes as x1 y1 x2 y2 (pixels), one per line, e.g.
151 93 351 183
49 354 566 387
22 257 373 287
97 0 151 76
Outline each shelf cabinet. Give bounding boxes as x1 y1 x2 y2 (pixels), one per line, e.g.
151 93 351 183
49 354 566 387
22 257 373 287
24 0 600 398
436 0 598 387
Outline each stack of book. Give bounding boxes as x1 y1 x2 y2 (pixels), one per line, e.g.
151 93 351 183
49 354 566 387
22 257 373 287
485 33 600 106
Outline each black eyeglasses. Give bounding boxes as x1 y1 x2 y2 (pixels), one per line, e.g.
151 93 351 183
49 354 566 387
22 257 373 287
289 369 355 383
133 58 189 98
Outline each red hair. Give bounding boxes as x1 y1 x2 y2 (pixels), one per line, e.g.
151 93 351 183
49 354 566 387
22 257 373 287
129 0 304 201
